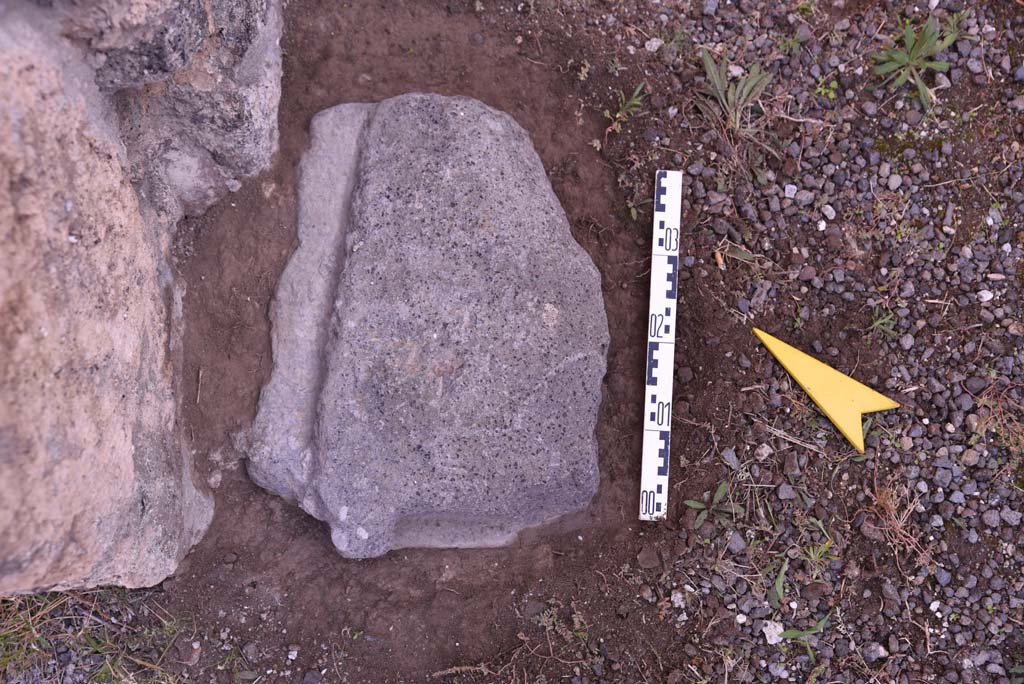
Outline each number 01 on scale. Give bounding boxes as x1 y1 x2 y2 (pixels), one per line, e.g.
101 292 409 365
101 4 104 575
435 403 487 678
639 170 683 521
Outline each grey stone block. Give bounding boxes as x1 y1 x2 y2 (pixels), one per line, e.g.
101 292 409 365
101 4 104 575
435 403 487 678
92 0 284 217
243 94 608 558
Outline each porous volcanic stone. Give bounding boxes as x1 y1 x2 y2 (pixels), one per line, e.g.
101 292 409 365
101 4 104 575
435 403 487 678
0 6 212 593
70 0 209 91
243 94 609 558
72 0 284 217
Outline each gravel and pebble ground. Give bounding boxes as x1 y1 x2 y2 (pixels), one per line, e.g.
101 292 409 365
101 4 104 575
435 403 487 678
0 590 180 684
493 0 1023 681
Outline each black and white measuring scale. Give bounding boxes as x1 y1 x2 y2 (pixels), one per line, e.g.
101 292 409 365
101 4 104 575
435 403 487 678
639 170 683 521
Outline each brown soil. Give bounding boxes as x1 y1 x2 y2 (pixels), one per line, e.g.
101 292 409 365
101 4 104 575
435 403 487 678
168 2 896 682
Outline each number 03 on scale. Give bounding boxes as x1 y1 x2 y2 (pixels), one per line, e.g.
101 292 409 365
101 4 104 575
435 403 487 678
639 170 683 521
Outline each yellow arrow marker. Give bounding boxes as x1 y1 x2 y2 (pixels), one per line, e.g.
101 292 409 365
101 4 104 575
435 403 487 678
753 328 899 453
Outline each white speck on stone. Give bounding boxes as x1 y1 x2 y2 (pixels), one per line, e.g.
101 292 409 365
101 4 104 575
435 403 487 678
762 620 784 645
338 506 348 521
822 204 836 220
542 303 560 327
356 526 369 540
977 290 994 303
817 219 827 231
644 37 664 52
863 642 889 662
736 614 748 624
784 184 798 199
671 590 685 608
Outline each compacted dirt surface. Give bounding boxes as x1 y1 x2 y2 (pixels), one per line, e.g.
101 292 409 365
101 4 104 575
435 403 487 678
5 1 1022 683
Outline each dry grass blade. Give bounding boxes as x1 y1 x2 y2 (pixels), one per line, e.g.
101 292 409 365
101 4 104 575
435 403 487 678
754 417 826 455
0 590 181 683
864 474 931 577
430 663 497 679
975 383 1024 483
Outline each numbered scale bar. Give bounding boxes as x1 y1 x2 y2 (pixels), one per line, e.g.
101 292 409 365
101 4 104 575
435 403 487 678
639 170 683 521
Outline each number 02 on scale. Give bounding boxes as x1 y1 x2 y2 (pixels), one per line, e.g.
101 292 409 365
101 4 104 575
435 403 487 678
639 170 683 521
